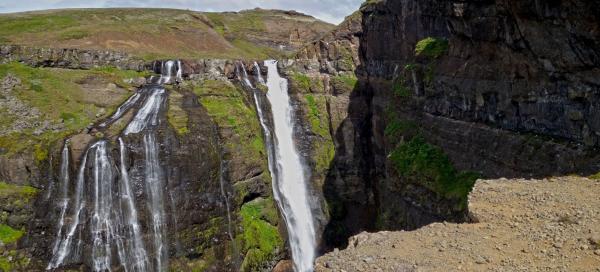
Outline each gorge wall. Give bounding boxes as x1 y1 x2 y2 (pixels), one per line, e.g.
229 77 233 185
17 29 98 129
294 0 600 249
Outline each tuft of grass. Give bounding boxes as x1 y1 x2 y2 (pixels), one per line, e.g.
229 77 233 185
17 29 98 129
0 224 23 244
589 173 600 180
389 136 478 208
58 29 89 40
415 37 449 58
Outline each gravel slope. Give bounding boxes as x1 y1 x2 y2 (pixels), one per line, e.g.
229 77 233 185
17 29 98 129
316 177 600 272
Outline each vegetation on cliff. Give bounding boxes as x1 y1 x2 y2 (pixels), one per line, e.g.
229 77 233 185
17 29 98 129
239 198 283 271
389 136 478 206
193 79 266 168
0 62 146 158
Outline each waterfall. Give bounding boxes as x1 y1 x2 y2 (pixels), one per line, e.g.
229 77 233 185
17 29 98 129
142 133 167 270
48 142 70 266
48 147 89 269
90 141 116 271
48 75 169 271
236 62 254 89
157 60 182 84
99 92 141 128
124 88 166 135
118 138 150 272
259 60 317 272
253 61 265 84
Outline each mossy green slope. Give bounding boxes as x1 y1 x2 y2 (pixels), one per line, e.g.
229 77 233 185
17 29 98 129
0 62 146 157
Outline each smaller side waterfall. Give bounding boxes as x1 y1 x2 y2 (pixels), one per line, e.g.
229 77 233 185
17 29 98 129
48 147 89 269
48 80 170 271
48 143 70 265
253 62 265 84
156 60 183 84
124 88 166 135
99 92 141 128
118 138 150 271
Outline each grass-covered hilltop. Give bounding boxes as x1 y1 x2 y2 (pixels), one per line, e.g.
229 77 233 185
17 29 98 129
0 8 334 59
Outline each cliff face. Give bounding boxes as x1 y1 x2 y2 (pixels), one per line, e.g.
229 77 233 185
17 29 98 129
362 0 600 176
317 0 600 247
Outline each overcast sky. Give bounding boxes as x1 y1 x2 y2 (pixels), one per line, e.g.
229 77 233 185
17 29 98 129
0 0 363 24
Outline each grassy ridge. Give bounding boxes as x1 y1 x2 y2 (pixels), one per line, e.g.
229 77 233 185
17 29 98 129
0 8 333 59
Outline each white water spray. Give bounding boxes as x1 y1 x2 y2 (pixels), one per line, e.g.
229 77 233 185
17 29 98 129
263 60 316 272
124 88 166 135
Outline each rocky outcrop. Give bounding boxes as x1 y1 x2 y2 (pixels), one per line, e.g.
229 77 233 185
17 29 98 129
0 45 147 71
295 11 362 73
316 176 600 271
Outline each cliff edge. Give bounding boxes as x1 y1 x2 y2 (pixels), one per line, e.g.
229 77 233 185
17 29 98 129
316 176 600 271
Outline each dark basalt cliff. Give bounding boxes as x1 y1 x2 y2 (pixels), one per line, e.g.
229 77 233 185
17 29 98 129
362 0 600 176
316 0 600 247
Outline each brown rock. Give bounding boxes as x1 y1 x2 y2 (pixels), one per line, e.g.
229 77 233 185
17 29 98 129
273 260 294 272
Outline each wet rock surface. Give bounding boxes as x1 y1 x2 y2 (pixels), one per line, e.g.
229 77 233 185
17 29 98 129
316 177 600 271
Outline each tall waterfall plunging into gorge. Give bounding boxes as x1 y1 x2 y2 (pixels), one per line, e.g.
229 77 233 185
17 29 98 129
47 62 176 271
253 60 317 272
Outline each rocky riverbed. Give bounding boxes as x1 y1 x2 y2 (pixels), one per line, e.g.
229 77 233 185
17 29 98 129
316 176 600 271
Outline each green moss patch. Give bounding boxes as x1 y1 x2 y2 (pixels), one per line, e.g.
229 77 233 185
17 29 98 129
304 94 335 174
167 91 190 135
384 118 417 138
0 182 38 199
415 37 449 58
193 80 266 167
389 136 478 208
239 198 283 272
0 224 23 245
330 73 357 94
290 73 324 93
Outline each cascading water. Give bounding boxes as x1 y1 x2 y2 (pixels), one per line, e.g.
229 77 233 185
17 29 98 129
48 61 172 272
253 60 317 272
48 143 70 267
156 60 182 84
99 92 141 128
118 138 150 271
253 61 265 85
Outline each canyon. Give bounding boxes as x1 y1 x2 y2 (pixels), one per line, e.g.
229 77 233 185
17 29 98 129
0 0 599 271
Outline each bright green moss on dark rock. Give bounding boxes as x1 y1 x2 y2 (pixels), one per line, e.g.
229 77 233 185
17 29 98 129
238 198 283 272
389 136 478 208
415 37 449 59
